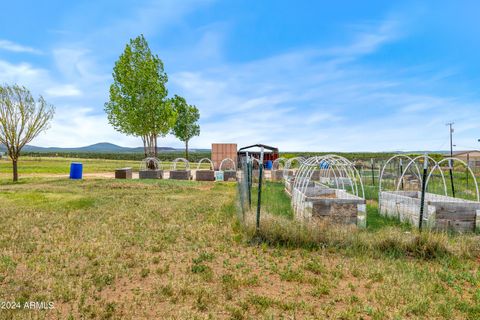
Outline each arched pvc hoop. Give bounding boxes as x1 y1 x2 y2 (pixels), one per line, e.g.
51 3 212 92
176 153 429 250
395 155 446 195
219 158 236 171
425 157 479 202
172 158 190 170
140 157 162 170
378 154 419 214
291 155 364 220
293 155 364 218
272 157 286 170
283 157 305 182
196 158 214 170
378 154 417 193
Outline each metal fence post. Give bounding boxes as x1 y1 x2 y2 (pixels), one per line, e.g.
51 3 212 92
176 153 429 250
399 158 404 190
449 158 455 198
246 152 252 209
256 147 264 233
466 153 470 188
371 158 375 186
419 154 428 231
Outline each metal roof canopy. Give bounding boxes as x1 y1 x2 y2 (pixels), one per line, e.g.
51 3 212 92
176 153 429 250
238 144 279 153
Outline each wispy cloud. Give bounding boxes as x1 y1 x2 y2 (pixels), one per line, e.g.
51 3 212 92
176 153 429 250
2 2 479 152
168 18 480 151
45 84 82 97
0 39 42 54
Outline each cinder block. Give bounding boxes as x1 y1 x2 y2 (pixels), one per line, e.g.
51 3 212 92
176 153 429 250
170 170 191 180
115 167 132 179
139 170 163 179
196 170 215 181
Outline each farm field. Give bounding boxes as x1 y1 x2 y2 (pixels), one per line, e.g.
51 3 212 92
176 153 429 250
0 159 479 319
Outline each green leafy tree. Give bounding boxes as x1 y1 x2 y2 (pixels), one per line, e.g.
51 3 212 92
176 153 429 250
0 84 55 181
171 95 200 160
105 34 176 160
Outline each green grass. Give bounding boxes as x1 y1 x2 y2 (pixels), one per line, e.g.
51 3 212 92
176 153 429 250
1 168 480 318
0 157 139 175
259 181 294 218
0 156 211 180
366 204 411 231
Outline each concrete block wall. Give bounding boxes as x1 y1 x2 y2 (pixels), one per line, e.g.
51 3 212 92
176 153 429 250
379 191 480 232
293 186 366 227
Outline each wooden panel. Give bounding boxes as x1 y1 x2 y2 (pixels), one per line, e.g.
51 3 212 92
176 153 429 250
434 220 475 232
435 209 476 221
312 202 357 217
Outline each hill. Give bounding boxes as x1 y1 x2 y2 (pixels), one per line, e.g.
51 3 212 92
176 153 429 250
0 142 208 153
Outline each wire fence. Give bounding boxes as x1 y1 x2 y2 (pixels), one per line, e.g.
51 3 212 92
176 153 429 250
237 155 480 235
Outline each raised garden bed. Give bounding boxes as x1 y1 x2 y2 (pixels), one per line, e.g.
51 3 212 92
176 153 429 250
139 169 163 179
379 191 480 232
195 170 215 181
292 184 366 227
170 170 191 180
115 167 132 179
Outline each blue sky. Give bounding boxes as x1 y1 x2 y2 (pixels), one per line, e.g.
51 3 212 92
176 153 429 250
1 0 480 151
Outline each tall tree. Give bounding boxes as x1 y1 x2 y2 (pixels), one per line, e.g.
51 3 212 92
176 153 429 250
0 84 55 181
105 34 176 159
171 95 200 160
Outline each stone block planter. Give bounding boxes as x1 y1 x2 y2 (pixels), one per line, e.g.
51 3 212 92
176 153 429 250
139 170 163 179
170 170 191 180
115 167 132 179
293 186 366 228
379 191 480 232
195 170 215 181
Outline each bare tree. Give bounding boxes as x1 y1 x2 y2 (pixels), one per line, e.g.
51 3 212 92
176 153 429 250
0 84 55 181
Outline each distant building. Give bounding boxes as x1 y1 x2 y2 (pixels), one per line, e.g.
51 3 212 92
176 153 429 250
452 150 480 168
237 144 279 167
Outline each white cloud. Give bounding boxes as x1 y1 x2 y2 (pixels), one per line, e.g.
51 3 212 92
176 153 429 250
0 39 42 54
45 84 82 97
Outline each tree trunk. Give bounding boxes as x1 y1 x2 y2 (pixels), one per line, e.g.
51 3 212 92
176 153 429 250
142 136 147 158
185 140 189 161
12 159 18 182
154 134 158 158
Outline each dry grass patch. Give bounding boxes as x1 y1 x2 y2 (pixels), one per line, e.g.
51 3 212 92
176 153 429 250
0 178 479 319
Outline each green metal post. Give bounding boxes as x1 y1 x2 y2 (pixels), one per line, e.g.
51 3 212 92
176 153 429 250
419 154 428 231
256 147 264 233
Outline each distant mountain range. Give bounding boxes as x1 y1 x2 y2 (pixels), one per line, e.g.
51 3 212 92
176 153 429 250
0 142 460 154
0 142 210 153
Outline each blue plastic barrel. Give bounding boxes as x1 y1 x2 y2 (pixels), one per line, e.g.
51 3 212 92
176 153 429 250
320 161 329 169
265 160 273 170
69 162 83 179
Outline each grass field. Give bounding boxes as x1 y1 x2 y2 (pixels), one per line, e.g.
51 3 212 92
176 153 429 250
0 157 210 181
0 159 480 319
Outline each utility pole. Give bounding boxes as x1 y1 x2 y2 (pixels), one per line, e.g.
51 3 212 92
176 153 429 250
446 122 455 197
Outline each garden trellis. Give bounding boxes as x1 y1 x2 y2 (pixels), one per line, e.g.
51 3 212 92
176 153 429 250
195 158 215 181
170 158 191 180
379 154 480 232
290 155 366 227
